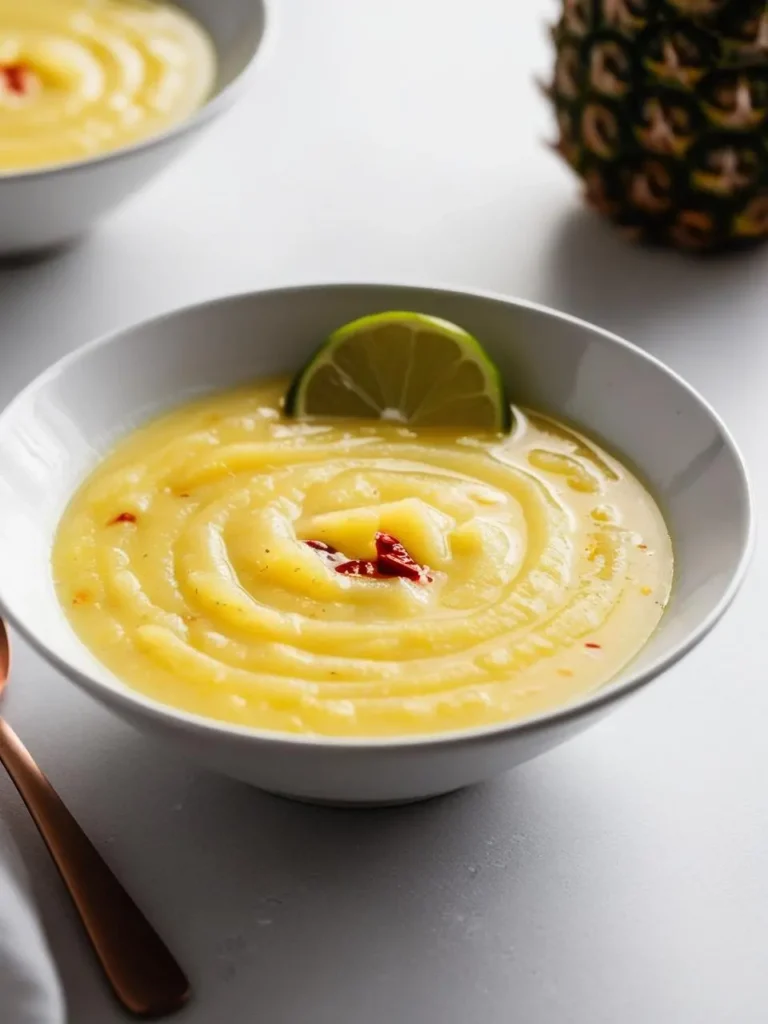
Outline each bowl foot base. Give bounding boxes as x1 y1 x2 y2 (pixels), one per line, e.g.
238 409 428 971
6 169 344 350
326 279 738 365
263 787 464 809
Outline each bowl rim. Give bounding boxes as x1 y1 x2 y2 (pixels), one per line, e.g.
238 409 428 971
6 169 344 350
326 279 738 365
0 0 275 183
0 282 755 751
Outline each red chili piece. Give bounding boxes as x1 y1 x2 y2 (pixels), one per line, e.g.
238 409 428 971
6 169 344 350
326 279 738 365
584 642 602 649
1 64 33 96
335 559 387 578
108 512 137 525
304 532 432 583
374 532 432 583
304 539 338 554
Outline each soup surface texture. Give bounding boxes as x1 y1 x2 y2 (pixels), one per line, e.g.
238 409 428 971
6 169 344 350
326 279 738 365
0 0 215 173
53 381 673 738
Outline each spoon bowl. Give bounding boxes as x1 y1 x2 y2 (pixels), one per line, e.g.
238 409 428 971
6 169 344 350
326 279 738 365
0 617 7 683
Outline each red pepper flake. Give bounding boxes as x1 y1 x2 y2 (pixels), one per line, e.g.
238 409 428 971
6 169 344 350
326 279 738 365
637 544 648 551
72 589 91 606
304 539 338 554
108 512 137 525
584 642 602 649
1 63 34 96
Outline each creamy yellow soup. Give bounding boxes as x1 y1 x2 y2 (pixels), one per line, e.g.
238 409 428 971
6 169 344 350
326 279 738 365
52 382 673 738
0 0 215 173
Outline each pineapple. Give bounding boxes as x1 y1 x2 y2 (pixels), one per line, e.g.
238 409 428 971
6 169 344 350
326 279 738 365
545 0 768 251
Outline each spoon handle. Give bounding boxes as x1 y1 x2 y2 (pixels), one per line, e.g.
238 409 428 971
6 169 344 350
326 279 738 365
0 717 190 1018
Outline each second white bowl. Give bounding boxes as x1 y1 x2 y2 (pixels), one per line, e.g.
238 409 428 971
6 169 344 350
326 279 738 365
0 0 269 256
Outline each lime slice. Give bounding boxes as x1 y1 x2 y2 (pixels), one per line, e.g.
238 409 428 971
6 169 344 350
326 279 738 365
285 311 511 431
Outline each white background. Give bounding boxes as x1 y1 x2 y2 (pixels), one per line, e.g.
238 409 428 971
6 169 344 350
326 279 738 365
1 1 766 1021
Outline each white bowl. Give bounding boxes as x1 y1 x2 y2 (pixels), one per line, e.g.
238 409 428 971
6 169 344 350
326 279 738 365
0 285 753 805
0 0 270 256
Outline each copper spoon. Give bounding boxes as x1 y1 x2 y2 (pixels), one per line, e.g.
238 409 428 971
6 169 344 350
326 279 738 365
0 618 190 1018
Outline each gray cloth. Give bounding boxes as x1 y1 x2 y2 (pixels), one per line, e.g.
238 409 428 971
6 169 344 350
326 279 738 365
0 824 65 1024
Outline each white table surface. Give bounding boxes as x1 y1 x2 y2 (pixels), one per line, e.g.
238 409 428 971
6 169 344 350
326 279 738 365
2 2 767 1021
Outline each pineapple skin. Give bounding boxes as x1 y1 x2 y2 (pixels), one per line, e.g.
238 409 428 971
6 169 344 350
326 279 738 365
547 0 768 251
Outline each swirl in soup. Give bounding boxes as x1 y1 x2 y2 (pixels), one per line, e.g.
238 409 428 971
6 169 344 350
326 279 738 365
53 381 673 738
